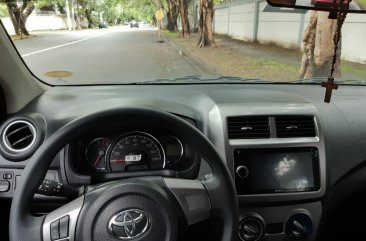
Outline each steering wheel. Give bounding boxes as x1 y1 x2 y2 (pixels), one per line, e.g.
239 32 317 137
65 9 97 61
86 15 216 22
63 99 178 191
9 107 238 241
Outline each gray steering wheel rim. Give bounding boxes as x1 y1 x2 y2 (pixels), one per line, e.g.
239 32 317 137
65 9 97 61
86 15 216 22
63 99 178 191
9 107 238 241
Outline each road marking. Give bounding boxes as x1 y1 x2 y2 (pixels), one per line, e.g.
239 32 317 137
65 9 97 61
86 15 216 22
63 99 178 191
21 32 110 58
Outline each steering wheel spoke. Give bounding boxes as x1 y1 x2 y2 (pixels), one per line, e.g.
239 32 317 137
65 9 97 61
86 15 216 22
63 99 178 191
42 196 84 241
164 178 211 225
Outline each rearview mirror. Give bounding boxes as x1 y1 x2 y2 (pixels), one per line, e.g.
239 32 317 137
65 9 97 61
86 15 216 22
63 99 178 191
266 0 366 13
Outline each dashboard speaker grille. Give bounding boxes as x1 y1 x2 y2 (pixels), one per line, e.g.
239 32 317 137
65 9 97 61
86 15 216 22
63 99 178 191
227 116 270 139
276 116 316 138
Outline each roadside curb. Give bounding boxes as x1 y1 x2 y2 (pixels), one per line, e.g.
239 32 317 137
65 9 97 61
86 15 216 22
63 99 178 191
162 33 218 76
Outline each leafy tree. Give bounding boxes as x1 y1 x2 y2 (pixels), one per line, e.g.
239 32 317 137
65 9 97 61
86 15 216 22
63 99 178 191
0 3 8 16
1 0 157 35
122 0 155 20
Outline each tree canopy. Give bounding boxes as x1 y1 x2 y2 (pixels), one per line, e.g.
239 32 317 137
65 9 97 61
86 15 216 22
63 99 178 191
0 4 7 17
0 0 157 22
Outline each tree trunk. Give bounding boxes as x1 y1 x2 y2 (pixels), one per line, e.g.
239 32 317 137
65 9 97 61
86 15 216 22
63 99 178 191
20 0 34 36
71 0 76 30
166 0 178 32
198 0 216 47
6 1 21 36
74 2 81 29
299 11 341 79
85 8 94 28
179 0 190 37
65 0 73 30
5 0 34 37
192 4 199 32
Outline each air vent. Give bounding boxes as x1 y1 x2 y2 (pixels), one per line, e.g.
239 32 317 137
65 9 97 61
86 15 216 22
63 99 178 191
276 116 316 138
0 118 43 161
227 116 270 139
3 120 36 151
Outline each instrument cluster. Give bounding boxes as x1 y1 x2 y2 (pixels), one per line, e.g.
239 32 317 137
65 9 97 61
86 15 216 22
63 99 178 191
71 130 195 176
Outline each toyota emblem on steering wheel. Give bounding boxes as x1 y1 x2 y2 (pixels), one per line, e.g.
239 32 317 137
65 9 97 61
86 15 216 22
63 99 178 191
108 209 150 240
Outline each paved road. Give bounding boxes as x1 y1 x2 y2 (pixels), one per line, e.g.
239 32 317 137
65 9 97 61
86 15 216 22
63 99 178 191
14 26 211 85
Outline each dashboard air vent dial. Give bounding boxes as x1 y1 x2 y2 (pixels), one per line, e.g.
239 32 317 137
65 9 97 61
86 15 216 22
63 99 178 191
227 116 270 139
285 213 312 240
238 215 265 241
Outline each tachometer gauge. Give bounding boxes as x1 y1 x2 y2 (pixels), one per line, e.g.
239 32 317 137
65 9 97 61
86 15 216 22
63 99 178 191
85 138 111 172
108 132 165 172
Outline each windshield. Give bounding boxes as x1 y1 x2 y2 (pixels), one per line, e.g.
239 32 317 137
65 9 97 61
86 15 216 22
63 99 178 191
1 0 366 85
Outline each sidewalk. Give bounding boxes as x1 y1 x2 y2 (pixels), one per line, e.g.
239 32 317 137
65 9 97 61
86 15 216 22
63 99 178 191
163 31 366 82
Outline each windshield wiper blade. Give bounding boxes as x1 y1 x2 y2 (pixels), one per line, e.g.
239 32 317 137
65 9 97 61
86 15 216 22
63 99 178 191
213 76 273 83
339 79 366 85
290 78 366 85
135 75 273 84
174 75 203 81
289 77 326 84
133 75 202 84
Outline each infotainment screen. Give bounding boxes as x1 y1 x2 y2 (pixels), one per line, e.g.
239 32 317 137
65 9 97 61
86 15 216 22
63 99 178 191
234 147 320 195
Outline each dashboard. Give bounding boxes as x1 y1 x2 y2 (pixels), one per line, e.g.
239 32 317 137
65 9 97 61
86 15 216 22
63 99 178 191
2 83 366 241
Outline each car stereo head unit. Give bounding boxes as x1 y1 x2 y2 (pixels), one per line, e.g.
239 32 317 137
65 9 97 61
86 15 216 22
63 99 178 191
234 147 320 195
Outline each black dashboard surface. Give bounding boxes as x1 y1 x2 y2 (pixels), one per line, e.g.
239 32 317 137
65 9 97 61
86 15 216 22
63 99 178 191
1 83 366 189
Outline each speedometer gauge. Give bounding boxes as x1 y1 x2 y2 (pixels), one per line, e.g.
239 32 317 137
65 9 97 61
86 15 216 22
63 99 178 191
108 132 165 172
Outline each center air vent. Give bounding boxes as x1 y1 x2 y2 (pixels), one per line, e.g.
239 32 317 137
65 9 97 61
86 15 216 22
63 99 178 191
276 116 316 138
0 118 41 161
227 116 270 139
